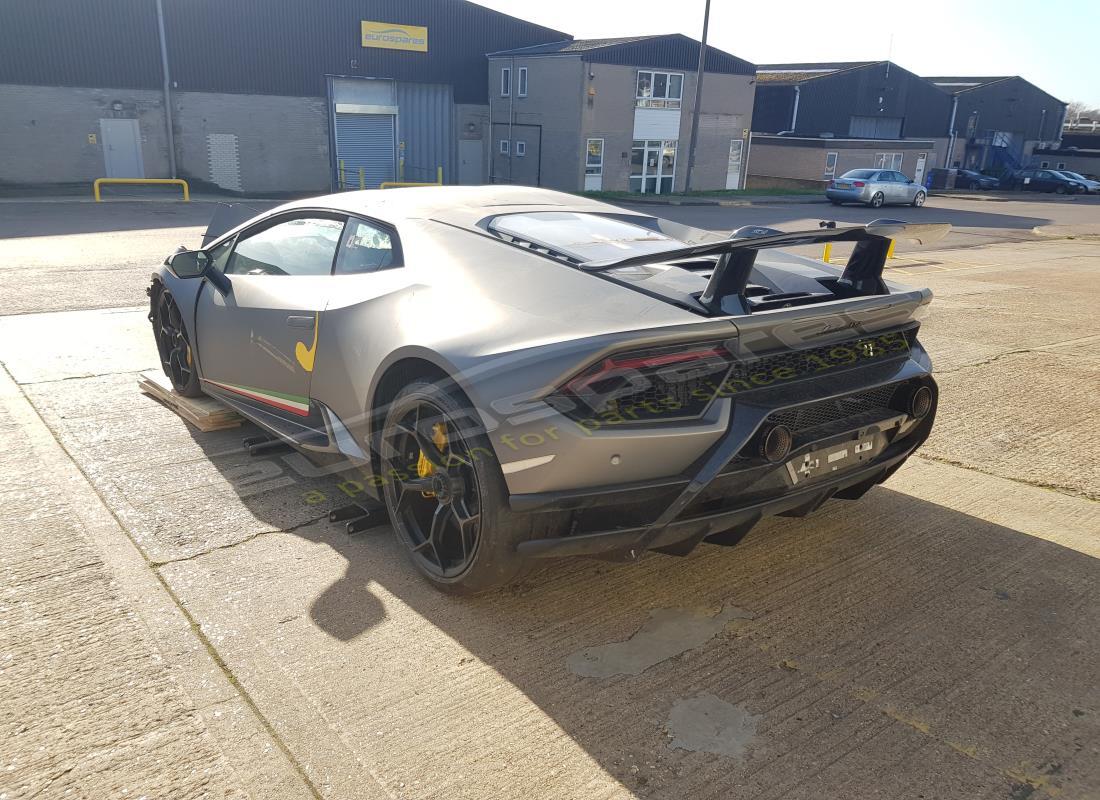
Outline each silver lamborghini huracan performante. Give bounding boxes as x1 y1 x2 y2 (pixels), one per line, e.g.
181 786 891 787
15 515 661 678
149 186 947 593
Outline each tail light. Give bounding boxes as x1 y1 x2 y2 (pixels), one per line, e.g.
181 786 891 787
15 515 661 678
547 341 733 426
853 181 866 188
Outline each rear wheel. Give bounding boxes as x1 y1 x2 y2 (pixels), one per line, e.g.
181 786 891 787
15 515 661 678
829 199 843 206
379 380 559 594
911 191 926 208
1055 185 1067 194
152 286 201 397
869 192 885 208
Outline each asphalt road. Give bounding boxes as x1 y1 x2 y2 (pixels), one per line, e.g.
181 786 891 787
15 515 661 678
615 193 1100 252
0 192 1097 314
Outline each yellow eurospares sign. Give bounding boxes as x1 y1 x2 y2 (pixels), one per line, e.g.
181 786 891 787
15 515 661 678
361 21 428 52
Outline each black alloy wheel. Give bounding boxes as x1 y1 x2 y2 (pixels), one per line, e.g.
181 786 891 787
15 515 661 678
154 288 202 396
384 400 483 580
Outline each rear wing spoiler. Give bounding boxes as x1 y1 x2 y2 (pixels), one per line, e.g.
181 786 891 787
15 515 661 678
583 219 950 315
201 202 263 247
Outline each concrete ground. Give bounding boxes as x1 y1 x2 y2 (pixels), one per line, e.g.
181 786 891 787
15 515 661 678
0 196 1097 799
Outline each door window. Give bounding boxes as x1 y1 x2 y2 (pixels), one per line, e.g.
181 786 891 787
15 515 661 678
207 239 234 273
226 216 345 276
585 139 604 176
335 219 399 274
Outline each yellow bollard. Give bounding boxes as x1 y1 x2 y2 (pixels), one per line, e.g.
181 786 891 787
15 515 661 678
436 166 443 185
822 242 832 263
359 167 364 190
886 239 897 259
339 159 346 189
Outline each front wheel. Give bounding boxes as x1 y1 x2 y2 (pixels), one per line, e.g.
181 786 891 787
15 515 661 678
911 191 926 208
869 192 885 208
152 285 202 397
1055 185 1067 194
379 380 561 594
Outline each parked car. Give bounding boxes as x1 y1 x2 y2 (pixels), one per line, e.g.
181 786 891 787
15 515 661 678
149 186 948 593
1054 171 1100 193
826 169 927 208
954 169 1000 190
1009 168 1087 194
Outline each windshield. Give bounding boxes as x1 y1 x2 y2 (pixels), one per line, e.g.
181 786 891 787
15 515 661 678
839 169 877 179
487 212 683 264
1058 171 1086 181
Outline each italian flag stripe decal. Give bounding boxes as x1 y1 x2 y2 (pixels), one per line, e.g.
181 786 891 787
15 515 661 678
203 379 311 416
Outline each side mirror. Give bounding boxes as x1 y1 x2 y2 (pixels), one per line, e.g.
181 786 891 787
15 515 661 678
166 249 208 278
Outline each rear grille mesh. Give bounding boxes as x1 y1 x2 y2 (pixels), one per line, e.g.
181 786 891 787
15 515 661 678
765 384 900 434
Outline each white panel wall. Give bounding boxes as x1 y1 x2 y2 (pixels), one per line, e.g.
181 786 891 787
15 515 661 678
633 108 681 140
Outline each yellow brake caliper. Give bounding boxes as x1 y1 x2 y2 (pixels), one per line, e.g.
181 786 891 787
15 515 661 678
415 423 448 497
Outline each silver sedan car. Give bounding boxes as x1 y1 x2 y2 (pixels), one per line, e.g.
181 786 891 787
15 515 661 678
826 169 927 208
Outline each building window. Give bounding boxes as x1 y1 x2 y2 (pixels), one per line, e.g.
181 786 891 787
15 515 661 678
824 151 839 180
1057 162 1066 169
500 139 509 155
875 152 903 171
636 70 683 109
518 67 528 97
515 140 526 157
585 138 604 175
500 67 510 97
1039 160 1049 168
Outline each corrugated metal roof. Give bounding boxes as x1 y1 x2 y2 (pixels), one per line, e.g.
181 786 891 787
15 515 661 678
755 62 880 85
492 33 755 77
488 36 656 56
925 76 1012 93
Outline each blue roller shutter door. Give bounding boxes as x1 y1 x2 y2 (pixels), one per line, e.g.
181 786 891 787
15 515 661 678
334 113 396 189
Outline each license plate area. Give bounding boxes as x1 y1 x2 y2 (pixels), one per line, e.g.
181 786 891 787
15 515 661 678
835 182 851 188
785 433 885 485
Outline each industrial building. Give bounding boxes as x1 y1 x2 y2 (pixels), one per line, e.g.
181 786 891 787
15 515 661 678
486 35 756 194
0 0 568 194
748 61 953 189
925 76 1067 173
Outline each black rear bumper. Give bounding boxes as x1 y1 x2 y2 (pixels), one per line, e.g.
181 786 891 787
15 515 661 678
513 370 937 561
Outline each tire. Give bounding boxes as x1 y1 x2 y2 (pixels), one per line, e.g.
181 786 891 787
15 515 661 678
1055 185 1066 194
869 192 885 208
151 285 202 397
911 191 926 208
969 180 980 190
379 379 562 594
829 199 843 206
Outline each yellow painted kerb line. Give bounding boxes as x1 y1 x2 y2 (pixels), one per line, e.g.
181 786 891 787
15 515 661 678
93 177 190 201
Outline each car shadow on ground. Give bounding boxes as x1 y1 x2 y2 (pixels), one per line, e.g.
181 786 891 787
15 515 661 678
168 419 1098 798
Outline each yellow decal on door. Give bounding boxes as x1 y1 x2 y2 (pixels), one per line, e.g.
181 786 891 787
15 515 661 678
295 315 318 373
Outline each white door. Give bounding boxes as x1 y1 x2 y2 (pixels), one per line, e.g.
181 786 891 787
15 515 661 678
584 138 604 191
458 139 483 185
99 119 144 178
725 139 743 190
913 152 928 185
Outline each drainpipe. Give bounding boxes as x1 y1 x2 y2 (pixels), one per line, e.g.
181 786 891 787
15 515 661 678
790 85 801 132
508 55 515 184
945 95 958 170
1037 108 1047 147
154 0 177 178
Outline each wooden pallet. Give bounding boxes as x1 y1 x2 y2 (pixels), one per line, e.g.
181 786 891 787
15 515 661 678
138 371 243 432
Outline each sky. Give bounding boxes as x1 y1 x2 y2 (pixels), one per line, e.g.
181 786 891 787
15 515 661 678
472 0 1100 108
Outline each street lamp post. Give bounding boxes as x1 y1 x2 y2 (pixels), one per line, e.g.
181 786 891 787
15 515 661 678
683 0 711 194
